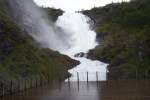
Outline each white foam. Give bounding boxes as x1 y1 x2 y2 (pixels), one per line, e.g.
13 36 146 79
66 58 108 81
56 12 98 55
55 12 108 81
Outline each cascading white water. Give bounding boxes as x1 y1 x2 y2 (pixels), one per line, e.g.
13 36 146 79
10 0 109 81
55 12 108 81
56 12 98 55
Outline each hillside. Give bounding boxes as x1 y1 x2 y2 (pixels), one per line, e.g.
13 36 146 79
0 0 79 90
83 0 150 79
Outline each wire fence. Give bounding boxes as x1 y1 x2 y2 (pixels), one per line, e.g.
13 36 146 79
0 76 51 97
0 69 150 97
66 69 150 83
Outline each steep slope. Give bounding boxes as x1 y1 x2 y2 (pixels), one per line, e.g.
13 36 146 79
0 0 79 94
83 0 150 79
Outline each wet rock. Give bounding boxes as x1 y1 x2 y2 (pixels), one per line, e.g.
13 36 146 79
74 52 85 57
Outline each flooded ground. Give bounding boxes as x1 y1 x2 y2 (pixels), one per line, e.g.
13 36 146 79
1 80 150 100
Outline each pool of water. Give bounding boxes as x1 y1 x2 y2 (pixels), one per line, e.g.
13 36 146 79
2 80 150 100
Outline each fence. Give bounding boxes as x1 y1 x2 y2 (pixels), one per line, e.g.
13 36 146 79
0 69 150 97
66 72 106 82
66 70 150 84
0 76 52 97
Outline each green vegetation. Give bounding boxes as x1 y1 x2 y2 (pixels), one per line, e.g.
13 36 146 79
83 0 150 79
0 0 78 82
43 8 63 22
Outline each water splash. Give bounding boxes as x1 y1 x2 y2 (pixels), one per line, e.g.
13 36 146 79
55 12 108 81
55 12 98 55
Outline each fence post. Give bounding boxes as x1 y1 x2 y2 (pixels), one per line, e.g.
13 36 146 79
40 76 42 87
77 72 80 91
2 83 5 97
24 79 27 91
96 72 98 87
18 79 20 92
58 77 62 91
10 80 13 95
77 72 79 82
30 78 33 88
35 77 38 88
136 69 138 80
36 77 38 88
67 74 70 89
48 74 50 84
68 74 70 83
87 72 89 83
146 70 148 80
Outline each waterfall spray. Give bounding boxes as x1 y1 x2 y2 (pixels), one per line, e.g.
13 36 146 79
7 0 71 51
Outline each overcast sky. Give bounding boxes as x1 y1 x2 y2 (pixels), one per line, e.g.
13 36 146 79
34 0 130 12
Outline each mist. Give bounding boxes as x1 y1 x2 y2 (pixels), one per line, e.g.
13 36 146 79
7 0 71 51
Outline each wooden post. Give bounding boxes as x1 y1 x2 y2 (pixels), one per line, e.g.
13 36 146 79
96 72 98 87
146 70 148 80
96 72 98 81
36 77 38 88
58 78 62 91
30 78 33 88
26 79 28 89
24 79 27 91
77 72 79 82
2 83 5 97
10 80 13 95
68 75 70 83
48 74 50 84
87 72 89 83
18 79 20 92
77 72 79 91
136 69 138 80
40 76 42 87
68 74 70 89
33 78 35 88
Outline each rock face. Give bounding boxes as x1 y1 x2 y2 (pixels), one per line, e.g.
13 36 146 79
0 0 79 96
83 0 150 80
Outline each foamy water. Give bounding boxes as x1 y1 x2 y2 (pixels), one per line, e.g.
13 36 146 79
55 12 108 81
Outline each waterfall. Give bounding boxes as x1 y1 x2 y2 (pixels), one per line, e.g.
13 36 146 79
55 12 108 81
55 12 98 55
8 0 108 81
